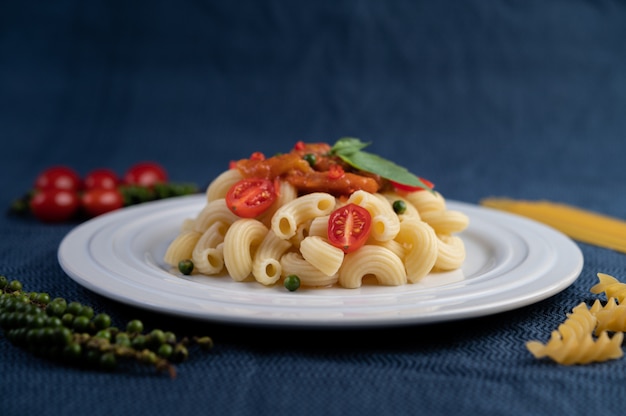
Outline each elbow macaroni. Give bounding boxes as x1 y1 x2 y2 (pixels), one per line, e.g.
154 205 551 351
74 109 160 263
164 174 469 289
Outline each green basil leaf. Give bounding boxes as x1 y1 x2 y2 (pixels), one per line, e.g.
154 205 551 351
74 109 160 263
330 137 431 191
336 151 428 188
330 137 370 155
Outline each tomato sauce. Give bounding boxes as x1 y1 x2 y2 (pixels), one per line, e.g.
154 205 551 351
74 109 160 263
234 142 383 197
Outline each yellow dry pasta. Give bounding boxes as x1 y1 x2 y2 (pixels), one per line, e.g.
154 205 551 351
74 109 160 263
590 273 626 303
526 273 626 366
526 303 624 365
480 198 626 254
589 298 626 335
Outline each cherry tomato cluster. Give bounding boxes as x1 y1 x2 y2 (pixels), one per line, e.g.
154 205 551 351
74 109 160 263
11 162 197 223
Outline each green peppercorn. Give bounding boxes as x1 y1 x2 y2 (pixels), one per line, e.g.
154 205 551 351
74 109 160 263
157 343 173 358
131 334 146 350
0 275 8 289
35 292 51 305
79 306 94 319
66 301 83 316
283 275 301 292
7 280 22 292
148 329 166 347
99 352 117 370
93 313 112 330
72 315 91 333
63 342 82 360
126 319 144 334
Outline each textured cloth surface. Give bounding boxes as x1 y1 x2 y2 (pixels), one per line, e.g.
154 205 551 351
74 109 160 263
2 1 626 415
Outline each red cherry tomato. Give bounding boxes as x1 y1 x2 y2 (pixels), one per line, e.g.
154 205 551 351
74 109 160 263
124 162 168 187
327 203 372 253
225 178 277 218
34 166 82 192
30 189 80 223
84 168 120 190
390 177 434 193
82 189 124 217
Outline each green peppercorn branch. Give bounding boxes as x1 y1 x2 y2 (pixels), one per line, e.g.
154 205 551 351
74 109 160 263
0 275 213 378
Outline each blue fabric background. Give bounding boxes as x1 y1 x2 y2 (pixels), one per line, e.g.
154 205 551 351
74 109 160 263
2 1 626 415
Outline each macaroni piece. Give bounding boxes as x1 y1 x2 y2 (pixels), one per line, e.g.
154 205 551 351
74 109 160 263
338 245 407 288
252 230 292 285
222 219 268 281
164 168 469 288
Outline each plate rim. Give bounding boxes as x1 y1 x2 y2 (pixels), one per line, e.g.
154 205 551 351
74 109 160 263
57 195 583 328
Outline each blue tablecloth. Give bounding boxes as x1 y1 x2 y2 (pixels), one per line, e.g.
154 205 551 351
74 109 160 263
3 1 626 414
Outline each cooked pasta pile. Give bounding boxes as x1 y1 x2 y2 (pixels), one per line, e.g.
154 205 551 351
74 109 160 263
163 141 469 289
526 273 626 365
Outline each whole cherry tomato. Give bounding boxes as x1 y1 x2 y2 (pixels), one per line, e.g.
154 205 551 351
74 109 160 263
82 189 124 217
124 162 168 187
327 203 372 253
34 166 82 192
225 178 277 218
84 168 120 190
30 189 80 223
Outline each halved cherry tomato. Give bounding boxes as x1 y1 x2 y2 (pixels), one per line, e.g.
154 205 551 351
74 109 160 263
327 203 372 253
124 162 168 187
226 178 277 218
34 166 82 192
30 189 80 222
81 189 124 217
390 177 434 193
84 168 120 190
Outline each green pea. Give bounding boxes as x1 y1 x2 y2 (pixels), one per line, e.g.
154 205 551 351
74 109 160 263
283 275 301 292
178 259 194 275
303 153 317 167
392 200 407 215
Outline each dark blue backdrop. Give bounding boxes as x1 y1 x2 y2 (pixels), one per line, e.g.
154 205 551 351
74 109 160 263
2 1 626 415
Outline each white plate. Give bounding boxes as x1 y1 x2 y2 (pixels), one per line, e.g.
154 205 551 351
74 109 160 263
58 195 583 328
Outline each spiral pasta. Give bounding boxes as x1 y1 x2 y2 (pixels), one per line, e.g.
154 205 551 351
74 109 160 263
590 273 626 303
526 303 624 365
527 273 626 366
